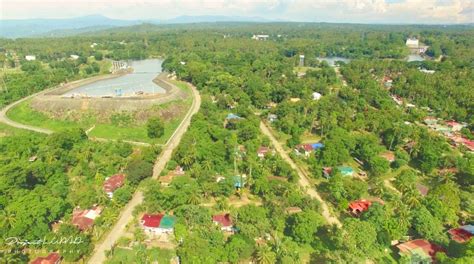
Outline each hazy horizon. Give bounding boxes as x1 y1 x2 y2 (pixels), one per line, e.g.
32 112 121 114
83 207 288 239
1 0 473 24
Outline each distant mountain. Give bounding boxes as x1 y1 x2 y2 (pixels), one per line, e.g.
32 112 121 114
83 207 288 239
0 15 143 38
0 14 281 38
163 15 277 24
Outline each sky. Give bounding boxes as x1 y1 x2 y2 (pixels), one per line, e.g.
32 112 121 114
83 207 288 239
0 0 473 24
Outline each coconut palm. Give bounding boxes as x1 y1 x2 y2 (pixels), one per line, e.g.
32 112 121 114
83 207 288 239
0 209 16 230
255 244 276 264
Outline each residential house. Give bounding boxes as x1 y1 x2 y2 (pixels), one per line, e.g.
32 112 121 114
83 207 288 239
348 199 372 216
212 214 234 232
268 114 278 123
423 116 438 126
251 34 269 41
383 76 393 88
295 143 324 157
70 54 79 60
448 225 474 243
72 205 102 231
396 239 444 263
416 183 429 197
322 167 333 178
338 166 354 177
30 253 61 264
25 55 36 61
285 207 302 215
233 175 247 189
312 92 322 100
445 121 464 132
257 146 273 158
379 151 395 163
103 174 125 198
141 214 176 235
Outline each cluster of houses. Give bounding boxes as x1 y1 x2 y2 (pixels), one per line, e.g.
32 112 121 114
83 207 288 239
424 117 473 152
294 142 324 157
395 225 473 263
251 34 269 41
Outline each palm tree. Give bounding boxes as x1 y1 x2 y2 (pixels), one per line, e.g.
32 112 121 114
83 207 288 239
402 187 421 209
0 209 16 230
255 244 276 264
202 160 212 171
187 192 201 205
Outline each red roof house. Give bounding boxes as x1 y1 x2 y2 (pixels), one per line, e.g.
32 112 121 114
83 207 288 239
30 253 61 264
379 151 395 163
445 121 463 132
213 214 234 232
72 206 102 231
103 174 125 198
462 139 474 152
396 239 444 263
448 225 474 243
257 146 271 158
348 200 372 216
141 214 163 228
140 213 176 235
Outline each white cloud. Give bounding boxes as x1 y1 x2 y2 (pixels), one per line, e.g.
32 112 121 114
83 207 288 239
0 0 472 23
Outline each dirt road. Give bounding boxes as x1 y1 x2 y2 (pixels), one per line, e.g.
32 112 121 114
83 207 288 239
260 122 342 227
87 82 200 264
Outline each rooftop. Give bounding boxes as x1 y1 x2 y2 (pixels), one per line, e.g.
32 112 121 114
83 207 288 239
103 174 125 193
213 214 233 227
30 253 61 264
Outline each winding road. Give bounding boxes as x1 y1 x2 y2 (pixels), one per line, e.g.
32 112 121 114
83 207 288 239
260 122 342 227
87 82 200 264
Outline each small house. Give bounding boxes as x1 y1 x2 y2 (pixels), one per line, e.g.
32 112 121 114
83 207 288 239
448 225 474 243
295 143 324 157
141 214 176 235
396 239 444 263
257 146 272 158
174 166 185 175
338 166 354 177
285 207 302 215
29 155 38 162
212 214 234 232
30 253 61 264
103 174 125 198
233 175 247 189
25 55 36 61
423 117 438 126
72 205 102 231
322 167 333 178
445 121 464 132
252 34 269 41
70 54 79 60
416 183 429 197
379 151 395 163
383 76 393 88
348 200 372 216
312 92 322 100
268 114 278 123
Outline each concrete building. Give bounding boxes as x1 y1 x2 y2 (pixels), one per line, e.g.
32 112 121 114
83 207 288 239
299 54 305 67
25 55 36 61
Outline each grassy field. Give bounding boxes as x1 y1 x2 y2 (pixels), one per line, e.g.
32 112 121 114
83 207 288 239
0 122 38 137
6 81 192 144
105 247 176 264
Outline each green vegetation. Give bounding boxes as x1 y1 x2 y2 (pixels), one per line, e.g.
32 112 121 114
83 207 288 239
1 22 473 263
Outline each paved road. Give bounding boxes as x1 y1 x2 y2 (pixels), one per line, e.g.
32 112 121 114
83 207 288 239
87 82 200 264
0 87 54 134
260 122 342 227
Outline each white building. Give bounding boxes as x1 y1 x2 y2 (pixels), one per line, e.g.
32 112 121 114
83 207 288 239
406 38 419 48
252 34 269 41
70 54 79 60
312 92 322 100
299 55 305 67
25 55 36 61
